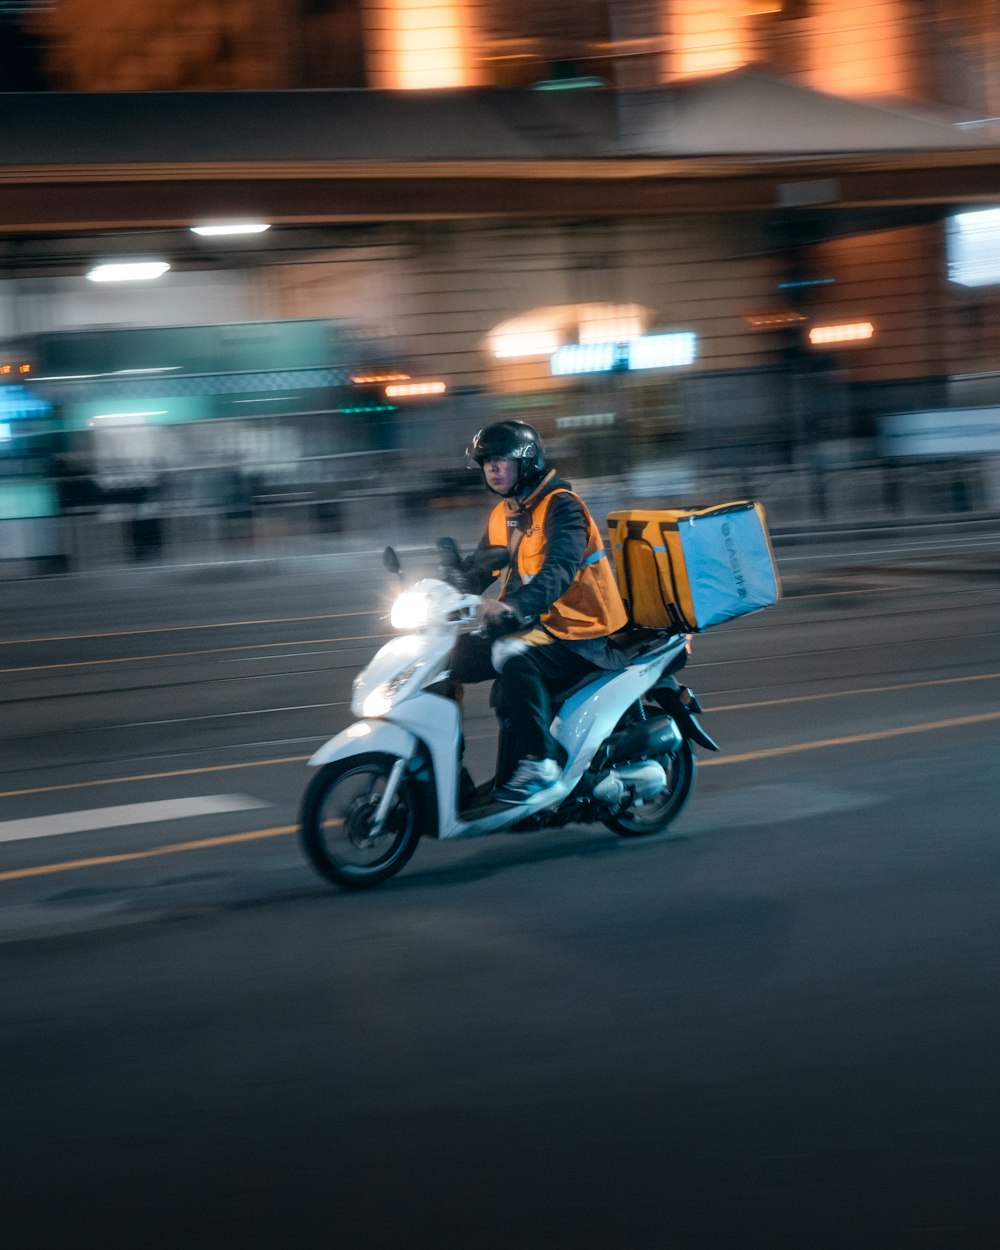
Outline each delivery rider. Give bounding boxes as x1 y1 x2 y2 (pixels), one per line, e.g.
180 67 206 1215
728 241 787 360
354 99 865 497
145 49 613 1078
450 420 628 804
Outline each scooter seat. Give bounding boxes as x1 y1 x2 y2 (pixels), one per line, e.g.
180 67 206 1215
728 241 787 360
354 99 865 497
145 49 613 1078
608 625 685 661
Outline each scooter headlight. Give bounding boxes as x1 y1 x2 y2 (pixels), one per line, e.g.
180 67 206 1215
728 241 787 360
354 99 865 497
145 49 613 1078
359 663 420 718
390 590 432 631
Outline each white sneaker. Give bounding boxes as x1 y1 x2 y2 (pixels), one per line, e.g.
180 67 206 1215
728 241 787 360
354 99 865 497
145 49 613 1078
494 757 560 804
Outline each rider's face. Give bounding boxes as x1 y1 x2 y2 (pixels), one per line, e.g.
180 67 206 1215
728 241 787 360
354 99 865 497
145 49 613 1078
484 457 518 494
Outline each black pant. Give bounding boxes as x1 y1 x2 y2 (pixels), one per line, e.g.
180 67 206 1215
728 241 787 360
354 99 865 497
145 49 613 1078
449 630 599 764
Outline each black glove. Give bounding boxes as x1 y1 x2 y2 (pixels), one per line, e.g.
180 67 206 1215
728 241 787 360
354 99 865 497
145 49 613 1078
474 603 521 642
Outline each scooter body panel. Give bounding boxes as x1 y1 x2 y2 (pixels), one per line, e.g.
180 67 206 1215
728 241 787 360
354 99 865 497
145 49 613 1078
553 644 682 787
375 696 581 839
308 719 419 768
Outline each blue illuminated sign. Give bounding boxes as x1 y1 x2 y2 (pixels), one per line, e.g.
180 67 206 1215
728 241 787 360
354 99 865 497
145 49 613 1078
551 333 696 376
0 385 51 420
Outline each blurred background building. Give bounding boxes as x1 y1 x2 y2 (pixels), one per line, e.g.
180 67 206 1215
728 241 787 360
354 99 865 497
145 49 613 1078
21 0 1000 106
4 0 1000 568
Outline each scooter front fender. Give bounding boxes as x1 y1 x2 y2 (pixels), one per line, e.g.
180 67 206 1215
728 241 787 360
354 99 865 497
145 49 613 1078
308 720 419 769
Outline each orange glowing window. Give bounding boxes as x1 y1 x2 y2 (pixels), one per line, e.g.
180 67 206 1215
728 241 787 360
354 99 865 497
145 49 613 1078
367 1 475 89
803 0 911 99
666 0 748 80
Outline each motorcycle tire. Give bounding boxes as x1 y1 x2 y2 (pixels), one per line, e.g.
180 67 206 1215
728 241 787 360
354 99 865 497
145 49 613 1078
601 738 695 839
300 753 421 889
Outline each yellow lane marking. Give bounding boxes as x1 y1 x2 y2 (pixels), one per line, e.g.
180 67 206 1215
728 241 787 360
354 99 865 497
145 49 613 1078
0 825 297 882
702 709 1000 767
1 633 391 675
0 755 311 799
0 612 380 647
710 670 1000 713
4 709 999 885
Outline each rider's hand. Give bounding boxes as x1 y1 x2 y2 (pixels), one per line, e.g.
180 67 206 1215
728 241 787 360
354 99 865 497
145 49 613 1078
475 599 519 640
477 598 515 625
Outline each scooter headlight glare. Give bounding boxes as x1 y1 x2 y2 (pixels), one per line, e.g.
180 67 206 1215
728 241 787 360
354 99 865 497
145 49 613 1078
390 591 432 631
362 686 395 719
360 663 420 718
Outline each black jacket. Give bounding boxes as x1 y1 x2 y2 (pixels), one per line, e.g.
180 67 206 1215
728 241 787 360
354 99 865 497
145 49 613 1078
470 473 624 670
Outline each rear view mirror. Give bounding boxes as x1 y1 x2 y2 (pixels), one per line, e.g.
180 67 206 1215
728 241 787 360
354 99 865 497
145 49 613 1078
383 546 402 577
435 536 463 574
434 538 509 590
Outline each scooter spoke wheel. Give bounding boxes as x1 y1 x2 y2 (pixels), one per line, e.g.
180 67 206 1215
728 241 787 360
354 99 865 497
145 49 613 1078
300 754 420 889
602 739 695 839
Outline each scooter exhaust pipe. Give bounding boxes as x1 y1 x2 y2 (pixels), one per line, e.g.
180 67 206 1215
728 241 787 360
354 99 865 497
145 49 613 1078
593 760 668 806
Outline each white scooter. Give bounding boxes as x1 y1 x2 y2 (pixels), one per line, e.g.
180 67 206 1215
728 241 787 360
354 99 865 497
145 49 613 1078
300 541 718 889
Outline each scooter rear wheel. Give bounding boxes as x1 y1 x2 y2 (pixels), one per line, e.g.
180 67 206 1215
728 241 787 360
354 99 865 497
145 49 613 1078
300 753 421 889
602 739 695 839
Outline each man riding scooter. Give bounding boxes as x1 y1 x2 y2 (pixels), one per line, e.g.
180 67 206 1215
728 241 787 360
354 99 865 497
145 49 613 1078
449 420 629 803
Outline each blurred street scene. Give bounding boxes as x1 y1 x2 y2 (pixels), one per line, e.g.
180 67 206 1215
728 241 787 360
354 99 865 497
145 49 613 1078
4 3 1000 574
1 0 1000 575
5 8 1000 1246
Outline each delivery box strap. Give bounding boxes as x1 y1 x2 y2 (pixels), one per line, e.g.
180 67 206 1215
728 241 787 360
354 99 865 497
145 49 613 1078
619 532 690 631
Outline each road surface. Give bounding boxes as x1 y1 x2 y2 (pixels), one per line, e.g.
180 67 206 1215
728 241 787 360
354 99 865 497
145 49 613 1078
2 519 999 1248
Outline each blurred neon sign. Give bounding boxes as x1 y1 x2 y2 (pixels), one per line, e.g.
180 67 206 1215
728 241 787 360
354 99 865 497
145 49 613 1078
808 322 874 346
385 380 447 398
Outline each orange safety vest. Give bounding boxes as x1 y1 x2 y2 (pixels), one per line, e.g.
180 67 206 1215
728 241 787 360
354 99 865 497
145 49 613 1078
487 484 628 640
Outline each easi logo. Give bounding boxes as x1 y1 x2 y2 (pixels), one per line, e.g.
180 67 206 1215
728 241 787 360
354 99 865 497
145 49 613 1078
721 523 748 600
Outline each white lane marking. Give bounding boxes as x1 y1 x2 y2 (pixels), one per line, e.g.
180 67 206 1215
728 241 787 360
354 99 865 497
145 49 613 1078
0 795 270 843
80 701 349 732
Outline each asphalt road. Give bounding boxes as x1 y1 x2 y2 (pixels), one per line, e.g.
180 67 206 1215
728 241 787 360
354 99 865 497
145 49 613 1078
2 519 1000 1249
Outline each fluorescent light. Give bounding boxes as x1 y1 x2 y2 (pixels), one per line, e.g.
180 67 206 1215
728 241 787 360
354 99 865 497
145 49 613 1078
87 410 166 426
86 262 171 282
551 342 619 376
114 366 181 375
190 223 271 236
629 332 697 370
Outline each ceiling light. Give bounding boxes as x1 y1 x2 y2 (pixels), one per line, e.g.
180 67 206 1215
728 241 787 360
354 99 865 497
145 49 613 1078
190 223 271 236
86 261 171 282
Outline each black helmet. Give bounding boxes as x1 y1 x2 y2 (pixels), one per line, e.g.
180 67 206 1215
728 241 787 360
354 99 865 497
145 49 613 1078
467 421 546 496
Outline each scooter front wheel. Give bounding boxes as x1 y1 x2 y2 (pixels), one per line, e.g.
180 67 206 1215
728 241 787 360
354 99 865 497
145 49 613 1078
602 739 695 839
300 753 421 889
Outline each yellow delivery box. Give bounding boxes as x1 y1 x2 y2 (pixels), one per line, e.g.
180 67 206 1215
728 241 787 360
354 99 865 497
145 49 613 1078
607 501 781 631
